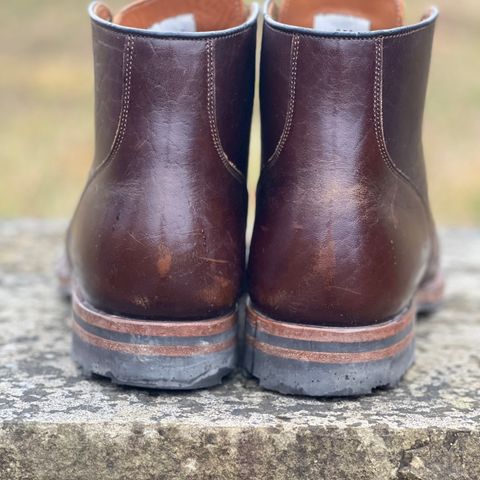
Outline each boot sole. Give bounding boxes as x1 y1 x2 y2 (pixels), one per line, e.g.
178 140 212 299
71 292 237 390
244 274 445 397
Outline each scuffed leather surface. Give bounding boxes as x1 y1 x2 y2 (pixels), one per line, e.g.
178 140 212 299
215 29 256 176
69 20 256 320
383 23 441 288
91 24 125 169
260 24 294 164
382 24 435 203
249 21 439 327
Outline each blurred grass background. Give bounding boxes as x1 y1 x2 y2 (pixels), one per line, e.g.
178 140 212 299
0 0 479 224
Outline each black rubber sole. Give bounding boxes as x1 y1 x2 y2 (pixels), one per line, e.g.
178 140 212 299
71 293 237 390
244 302 417 397
244 337 415 397
243 272 444 397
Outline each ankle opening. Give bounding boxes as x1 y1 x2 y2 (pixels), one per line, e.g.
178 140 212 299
91 0 252 33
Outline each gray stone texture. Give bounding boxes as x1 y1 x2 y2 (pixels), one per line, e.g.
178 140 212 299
0 220 479 479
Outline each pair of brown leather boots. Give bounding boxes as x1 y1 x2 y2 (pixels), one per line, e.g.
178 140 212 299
62 0 444 397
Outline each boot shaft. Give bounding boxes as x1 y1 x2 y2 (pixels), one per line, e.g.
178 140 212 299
244 0 444 397
249 0 439 327
91 1 257 178
260 0 436 199
69 1 258 320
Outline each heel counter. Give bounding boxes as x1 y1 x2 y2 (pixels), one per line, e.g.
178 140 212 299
69 195 244 320
249 195 430 327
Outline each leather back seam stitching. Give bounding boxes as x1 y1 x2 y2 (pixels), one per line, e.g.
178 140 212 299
373 37 430 215
206 39 245 183
88 35 135 185
65 35 135 259
265 34 300 169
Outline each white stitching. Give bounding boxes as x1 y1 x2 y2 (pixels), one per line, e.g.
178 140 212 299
66 35 135 256
206 39 245 183
109 36 135 164
265 34 300 168
89 35 135 181
373 37 428 210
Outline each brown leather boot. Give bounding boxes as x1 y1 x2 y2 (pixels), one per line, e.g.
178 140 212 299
65 0 258 389
245 0 444 396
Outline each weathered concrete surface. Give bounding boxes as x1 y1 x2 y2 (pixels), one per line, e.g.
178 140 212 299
0 220 479 480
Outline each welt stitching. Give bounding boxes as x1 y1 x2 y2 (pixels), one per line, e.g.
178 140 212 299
265 34 300 168
206 39 245 183
264 20 434 41
373 37 429 213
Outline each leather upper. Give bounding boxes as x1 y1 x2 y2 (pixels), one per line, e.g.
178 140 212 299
248 4 440 327
67 2 257 320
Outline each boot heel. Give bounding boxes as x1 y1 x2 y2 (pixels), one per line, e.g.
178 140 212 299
72 292 237 390
244 302 416 397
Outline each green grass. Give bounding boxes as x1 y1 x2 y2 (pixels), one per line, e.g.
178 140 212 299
1 0 479 224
